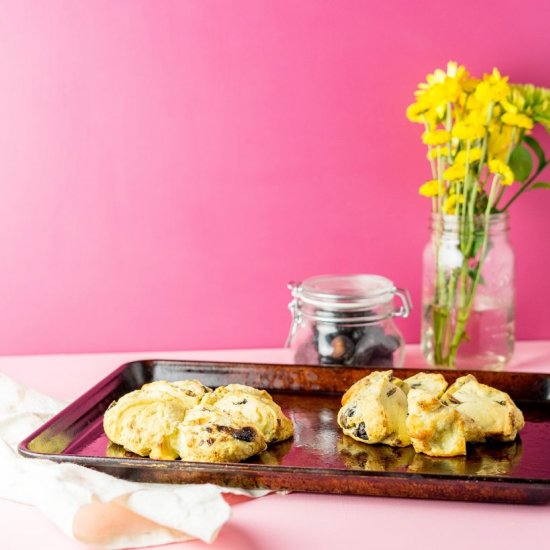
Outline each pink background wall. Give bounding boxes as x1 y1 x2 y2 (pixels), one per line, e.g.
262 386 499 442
0 1 549 355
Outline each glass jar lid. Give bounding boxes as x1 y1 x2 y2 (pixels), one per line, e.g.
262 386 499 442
298 274 396 310
288 274 412 321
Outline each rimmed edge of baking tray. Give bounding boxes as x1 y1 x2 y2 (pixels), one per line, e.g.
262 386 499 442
18 360 550 504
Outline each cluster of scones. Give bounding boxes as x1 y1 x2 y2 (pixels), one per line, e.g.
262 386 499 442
104 370 525 463
103 380 294 462
338 370 525 457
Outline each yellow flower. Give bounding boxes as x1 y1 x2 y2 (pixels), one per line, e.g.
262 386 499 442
411 62 479 123
443 193 465 214
454 147 482 165
488 125 514 162
500 98 518 114
511 84 550 130
406 101 432 123
501 112 534 130
422 129 451 146
474 68 510 105
463 106 490 127
426 146 450 160
417 62 478 101
418 180 440 197
452 120 486 141
489 159 515 185
443 163 467 181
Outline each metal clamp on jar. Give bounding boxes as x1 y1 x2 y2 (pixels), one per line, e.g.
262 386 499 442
286 274 412 367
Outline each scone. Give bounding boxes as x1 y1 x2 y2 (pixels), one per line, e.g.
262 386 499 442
200 384 294 443
163 406 267 463
103 379 211 459
341 370 404 405
406 388 467 457
163 379 212 403
402 372 448 398
441 375 525 442
338 371 410 447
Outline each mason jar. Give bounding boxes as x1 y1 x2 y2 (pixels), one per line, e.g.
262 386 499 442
421 213 515 370
286 274 412 367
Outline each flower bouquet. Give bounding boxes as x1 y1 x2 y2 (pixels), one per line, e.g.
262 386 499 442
407 62 550 368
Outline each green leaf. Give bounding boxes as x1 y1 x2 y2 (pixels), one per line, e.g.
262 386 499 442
523 135 547 173
509 144 533 182
529 182 550 191
469 235 484 259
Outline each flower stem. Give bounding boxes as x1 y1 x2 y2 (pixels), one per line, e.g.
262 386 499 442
500 166 547 211
446 177 500 365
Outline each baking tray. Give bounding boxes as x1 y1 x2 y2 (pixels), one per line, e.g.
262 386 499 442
18 360 550 504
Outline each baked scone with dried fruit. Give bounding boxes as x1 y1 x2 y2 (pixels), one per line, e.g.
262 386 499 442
338 370 525 460
162 406 267 463
441 375 525 443
200 384 294 443
406 388 468 457
103 379 212 459
337 371 410 447
402 372 448 398
341 370 405 405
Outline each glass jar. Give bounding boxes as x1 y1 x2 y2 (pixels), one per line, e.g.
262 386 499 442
421 213 515 370
286 274 412 367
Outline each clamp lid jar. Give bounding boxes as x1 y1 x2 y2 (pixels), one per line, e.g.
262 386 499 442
286 274 412 367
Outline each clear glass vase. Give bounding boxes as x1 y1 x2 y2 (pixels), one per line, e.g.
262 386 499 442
421 213 515 370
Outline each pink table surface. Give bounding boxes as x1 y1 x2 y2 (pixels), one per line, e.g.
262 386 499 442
1 343 549 550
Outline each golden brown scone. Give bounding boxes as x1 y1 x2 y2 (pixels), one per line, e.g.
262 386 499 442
341 370 403 406
164 379 212 402
200 384 294 443
105 441 138 459
441 375 525 443
103 380 211 459
406 389 467 457
164 406 267 463
402 372 448 398
338 371 411 447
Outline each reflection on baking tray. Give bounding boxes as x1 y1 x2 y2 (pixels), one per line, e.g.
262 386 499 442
107 437 295 465
106 441 146 459
338 435 523 476
409 440 523 476
338 435 415 471
253 439 293 465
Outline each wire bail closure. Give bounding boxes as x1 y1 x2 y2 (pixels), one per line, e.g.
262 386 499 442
393 288 412 318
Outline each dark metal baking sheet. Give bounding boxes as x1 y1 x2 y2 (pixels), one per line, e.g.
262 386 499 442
18 360 550 504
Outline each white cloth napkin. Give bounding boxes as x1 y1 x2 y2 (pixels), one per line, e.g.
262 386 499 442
0 372 268 548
